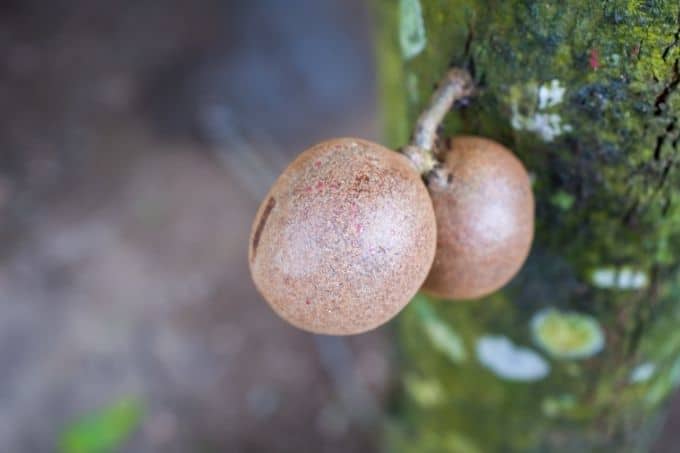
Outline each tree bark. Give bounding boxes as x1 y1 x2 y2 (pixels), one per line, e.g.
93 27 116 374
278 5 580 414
377 1 680 451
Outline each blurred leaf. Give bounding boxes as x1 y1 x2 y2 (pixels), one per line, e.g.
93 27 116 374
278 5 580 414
550 190 575 211
58 397 144 453
414 296 467 364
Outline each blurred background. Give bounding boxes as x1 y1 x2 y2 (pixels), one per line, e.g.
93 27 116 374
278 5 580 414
0 1 678 451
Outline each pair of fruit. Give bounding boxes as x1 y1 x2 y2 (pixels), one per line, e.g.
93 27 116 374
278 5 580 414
248 69 534 335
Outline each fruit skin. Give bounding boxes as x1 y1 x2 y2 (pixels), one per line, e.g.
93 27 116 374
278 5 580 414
422 136 534 300
249 138 437 335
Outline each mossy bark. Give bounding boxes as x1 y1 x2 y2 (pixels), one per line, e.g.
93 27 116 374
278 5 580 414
377 1 680 451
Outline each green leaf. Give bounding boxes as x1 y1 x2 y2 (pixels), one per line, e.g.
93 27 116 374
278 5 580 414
59 397 145 453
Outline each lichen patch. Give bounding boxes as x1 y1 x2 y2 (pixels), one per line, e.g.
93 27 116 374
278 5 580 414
538 80 567 109
590 267 649 290
476 335 550 381
510 81 573 142
399 0 426 60
531 308 604 360
630 362 656 383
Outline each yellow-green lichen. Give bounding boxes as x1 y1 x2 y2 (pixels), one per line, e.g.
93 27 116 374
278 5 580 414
531 308 605 360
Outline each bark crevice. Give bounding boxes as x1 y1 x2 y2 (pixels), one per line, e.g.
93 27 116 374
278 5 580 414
661 12 680 62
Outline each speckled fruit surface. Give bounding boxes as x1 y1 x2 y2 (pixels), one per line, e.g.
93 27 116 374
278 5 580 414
249 138 437 335
423 136 534 300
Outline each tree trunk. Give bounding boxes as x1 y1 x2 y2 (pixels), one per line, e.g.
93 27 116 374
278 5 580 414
377 1 680 451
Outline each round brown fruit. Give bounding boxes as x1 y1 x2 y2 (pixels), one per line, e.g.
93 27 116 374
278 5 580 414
423 136 534 300
249 138 437 335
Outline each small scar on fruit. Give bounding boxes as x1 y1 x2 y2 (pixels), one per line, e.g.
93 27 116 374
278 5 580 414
352 174 371 191
251 196 276 261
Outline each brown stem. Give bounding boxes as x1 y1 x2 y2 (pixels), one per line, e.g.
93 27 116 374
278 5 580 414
401 67 475 175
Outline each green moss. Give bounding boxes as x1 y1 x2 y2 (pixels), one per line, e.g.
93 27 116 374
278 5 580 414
381 0 680 451
375 2 409 150
404 374 445 407
542 394 577 418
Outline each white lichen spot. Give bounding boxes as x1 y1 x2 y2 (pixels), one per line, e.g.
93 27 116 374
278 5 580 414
538 80 566 109
531 308 605 360
399 0 426 60
511 110 573 141
591 268 616 287
404 374 444 407
475 335 550 381
630 362 656 383
511 80 573 142
590 267 649 290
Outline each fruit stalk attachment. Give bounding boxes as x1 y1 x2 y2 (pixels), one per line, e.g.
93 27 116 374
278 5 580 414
401 67 475 175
